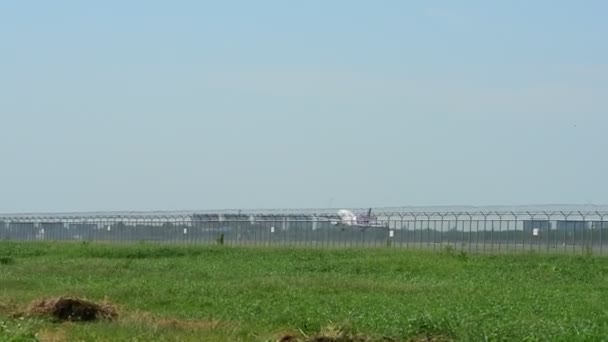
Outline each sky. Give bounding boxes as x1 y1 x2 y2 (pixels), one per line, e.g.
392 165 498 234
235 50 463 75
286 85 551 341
1 1 607 213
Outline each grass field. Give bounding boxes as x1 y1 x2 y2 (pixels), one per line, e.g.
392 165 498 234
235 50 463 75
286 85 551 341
1 242 608 341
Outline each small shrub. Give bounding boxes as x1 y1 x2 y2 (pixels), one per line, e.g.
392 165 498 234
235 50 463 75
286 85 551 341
457 251 469 262
442 245 455 255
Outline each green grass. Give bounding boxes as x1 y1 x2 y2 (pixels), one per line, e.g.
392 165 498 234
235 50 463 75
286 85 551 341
1 242 608 341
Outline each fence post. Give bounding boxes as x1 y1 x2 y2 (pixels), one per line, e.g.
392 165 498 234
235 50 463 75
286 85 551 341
422 212 431 250
496 212 502 253
459 212 466 251
397 213 404 249
466 212 473 253
579 211 587 254
597 211 604 255
526 211 536 252
452 212 459 251
543 211 552 254
481 212 489 253
560 211 572 254
431 212 437 250
411 213 418 250
507 212 515 252
436 212 443 250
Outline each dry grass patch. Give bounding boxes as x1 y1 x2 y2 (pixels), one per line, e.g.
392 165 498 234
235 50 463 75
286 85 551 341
25 297 117 322
121 310 231 332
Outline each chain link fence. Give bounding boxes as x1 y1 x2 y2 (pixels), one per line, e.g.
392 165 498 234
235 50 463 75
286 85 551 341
1 208 607 254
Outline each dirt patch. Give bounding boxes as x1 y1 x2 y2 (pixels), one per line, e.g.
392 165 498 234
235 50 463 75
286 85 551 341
305 324 380 342
278 333 388 342
308 337 377 342
308 338 363 342
297 336 447 342
26 297 117 322
0 301 19 315
407 335 453 342
37 328 69 342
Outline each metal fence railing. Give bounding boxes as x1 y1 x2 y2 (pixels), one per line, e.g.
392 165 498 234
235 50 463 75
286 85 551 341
1 209 607 254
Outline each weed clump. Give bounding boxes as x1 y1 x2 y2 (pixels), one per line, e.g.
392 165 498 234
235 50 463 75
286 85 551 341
0 256 15 265
406 314 454 342
26 297 117 322
441 245 468 262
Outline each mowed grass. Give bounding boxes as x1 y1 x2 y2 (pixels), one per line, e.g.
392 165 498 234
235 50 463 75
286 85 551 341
1 242 608 341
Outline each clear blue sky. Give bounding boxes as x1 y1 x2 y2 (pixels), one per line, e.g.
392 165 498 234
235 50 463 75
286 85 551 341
1 1 607 213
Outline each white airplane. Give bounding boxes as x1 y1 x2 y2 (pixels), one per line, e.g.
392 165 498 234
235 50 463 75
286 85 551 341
329 208 388 229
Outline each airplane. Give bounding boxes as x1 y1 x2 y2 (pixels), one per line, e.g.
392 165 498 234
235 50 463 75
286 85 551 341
328 208 388 230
